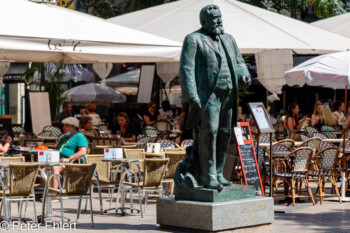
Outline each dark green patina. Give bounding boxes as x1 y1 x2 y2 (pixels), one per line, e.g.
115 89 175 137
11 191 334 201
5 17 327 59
175 4 251 202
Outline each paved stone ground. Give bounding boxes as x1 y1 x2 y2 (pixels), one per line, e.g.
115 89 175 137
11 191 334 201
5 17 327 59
2 188 350 233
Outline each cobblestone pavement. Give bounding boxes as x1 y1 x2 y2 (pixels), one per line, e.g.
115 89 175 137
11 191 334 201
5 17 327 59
1 191 350 233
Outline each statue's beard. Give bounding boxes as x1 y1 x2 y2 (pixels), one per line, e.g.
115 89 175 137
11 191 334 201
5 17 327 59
204 24 224 35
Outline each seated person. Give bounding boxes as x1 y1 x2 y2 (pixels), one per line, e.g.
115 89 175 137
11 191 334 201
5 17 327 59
52 117 88 189
159 100 173 120
143 102 161 126
237 106 244 122
321 105 339 127
79 116 99 138
333 100 345 127
110 112 138 142
0 134 12 153
80 103 101 126
283 103 306 141
311 101 322 130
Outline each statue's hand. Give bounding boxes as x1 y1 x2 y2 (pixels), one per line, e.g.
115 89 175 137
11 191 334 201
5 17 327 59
189 97 201 110
242 75 252 86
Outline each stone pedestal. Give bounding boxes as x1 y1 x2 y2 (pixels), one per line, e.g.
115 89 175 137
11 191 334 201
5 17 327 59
157 197 274 232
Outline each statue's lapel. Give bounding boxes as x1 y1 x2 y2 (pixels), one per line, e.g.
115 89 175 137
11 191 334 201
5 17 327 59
220 35 235 61
201 33 221 56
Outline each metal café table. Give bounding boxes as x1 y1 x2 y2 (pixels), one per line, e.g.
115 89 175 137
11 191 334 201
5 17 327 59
102 158 143 215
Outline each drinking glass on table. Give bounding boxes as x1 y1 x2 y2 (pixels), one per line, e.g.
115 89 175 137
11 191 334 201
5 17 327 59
116 130 121 139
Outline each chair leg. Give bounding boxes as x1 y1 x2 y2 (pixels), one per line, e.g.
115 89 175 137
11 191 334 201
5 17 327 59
33 197 38 225
330 177 342 204
89 192 94 227
115 184 122 212
318 176 323 204
23 200 28 218
109 188 115 209
144 192 149 213
137 189 143 218
18 200 23 222
97 185 103 215
304 178 315 205
4 199 9 222
77 196 82 221
59 195 64 225
130 189 134 213
170 181 175 199
291 179 296 206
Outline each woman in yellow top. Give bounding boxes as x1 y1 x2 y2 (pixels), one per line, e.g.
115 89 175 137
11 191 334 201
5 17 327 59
284 103 307 141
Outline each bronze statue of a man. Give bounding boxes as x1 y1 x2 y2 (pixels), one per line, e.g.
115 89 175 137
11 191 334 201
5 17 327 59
179 5 250 190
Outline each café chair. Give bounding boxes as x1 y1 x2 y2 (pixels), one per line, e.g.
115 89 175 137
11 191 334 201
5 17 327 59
313 132 328 140
154 120 172 139
164 148 184 152
305 126 320 138
0 164 40 223
300 134 310 142
316 141 336 152
272 147 316 206
309 147 342 204
0 156 25 162
275 139 295 150
297 137 322 151
42 164 96 226
156 139 180 151
181 139 193 149
116 158 169 217
84 154 115 214
162 151 186 198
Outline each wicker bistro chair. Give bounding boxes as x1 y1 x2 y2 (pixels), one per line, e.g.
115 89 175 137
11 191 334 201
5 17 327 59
0 156 25 163
42 164 96 226
297 137 322 151
309 147 342 204
164 148 185 152
156 139 181 151
272 147 316 206
116 158 169 218
162 151 186 198
181 139 193 149
84 155 117 214
154 120 172 139
305 126 320 138
275 139 295 150
300 134 310 142
0 164 40 223
313 132 328 140
317 141 336 152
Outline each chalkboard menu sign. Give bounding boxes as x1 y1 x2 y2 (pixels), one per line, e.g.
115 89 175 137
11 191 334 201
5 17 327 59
234 122 264 196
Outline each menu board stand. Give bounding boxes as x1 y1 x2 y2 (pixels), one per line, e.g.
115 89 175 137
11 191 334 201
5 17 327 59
234 122 264 197
248 102 275 197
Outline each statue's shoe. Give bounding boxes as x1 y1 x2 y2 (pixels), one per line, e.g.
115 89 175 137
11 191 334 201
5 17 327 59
203 177 224 191
217 174 232 186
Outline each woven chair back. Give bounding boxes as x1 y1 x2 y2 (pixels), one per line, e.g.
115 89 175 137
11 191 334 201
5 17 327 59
339 140 350 151
290 147 313 172
65 164 96 195
9 164 40 196
0 156 25 163
154 121 171 132
300 137 322 150
85 155 110 183
157 140 179 151
181 139 193 149
276 139 295 150
124 149 145 172
143 158 169 187
164 152 186 179
305 126 319 138
317 141 335 152
300 134 310 142
164 148 184 152
312 132 328 139
318 147 340 170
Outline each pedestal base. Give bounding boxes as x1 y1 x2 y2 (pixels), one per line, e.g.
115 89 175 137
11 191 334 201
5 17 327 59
157 197 274 232
174 184 256 202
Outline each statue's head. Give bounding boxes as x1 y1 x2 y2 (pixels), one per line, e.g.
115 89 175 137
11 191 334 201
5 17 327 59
200 5 224 35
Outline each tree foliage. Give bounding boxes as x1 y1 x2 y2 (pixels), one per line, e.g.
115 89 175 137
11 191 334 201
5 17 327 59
75 0 116 18
239 0 346 19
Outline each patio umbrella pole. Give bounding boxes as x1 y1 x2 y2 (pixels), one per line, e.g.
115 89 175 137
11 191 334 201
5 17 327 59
341 84 348 200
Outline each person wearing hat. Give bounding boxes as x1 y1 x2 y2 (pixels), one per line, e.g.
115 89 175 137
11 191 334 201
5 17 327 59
51 117 88 189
